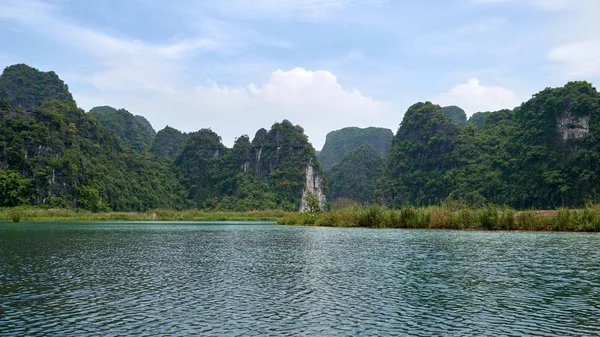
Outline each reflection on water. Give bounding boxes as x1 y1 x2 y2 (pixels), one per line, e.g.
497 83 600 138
1 223 599 336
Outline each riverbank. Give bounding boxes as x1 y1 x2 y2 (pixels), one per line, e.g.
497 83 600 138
2 205 600 232
279 205 600 232
0 207 290 222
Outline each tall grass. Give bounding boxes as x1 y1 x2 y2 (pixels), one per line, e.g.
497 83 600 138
278 204 600 232
0 207 288 222
2 205 599 232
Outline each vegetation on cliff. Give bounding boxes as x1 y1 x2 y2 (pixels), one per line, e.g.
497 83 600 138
0 64 75 110
174 121 324 211
150 126 188 159
441 105 467 127
379 81 600 209
0 100 185 210
326 144 384 205
318 127 393 169
89 106 156 153
3 63 600 215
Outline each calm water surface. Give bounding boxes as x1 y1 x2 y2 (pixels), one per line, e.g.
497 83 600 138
1 222 599 336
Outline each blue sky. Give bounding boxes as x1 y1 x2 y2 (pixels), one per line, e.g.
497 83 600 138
0 0 598 149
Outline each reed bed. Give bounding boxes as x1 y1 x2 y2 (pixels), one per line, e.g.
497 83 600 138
2 205 600 232
278 205 600 232
0 207 289 222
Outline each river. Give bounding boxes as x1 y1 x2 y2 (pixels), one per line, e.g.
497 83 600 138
1 222 599 336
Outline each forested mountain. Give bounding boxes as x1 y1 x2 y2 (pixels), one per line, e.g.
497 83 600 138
0 64 324 212
319 127 393 168
468 111 490 130
174 121 325 211
150 126 188 159
0 100 185 210
378 102 460 206
2 63 600 212
379 81 600 209
0 64 75 110
326 144 384 205
441 106 467 127
89 106 156 153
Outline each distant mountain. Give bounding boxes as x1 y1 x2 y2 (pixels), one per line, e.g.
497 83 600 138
468 111 491 130
175 120 325 211
319 127 393 169
378 102 460 207
442 106 467 127
0 64 75 109
380 81 600 209
89 106 156 153
150 126 188 159
4 63 600 211
327 144 384 205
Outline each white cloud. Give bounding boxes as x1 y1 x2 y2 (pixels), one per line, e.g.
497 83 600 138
478 0 600 78
549 40 600 77
546 1 600 78
0 0 394 149
77 68 392 150
434 78 521 116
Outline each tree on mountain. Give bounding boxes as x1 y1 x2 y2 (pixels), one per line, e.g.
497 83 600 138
327 144 384 205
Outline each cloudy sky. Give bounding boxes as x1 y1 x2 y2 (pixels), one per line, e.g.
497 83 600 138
0 0 598 149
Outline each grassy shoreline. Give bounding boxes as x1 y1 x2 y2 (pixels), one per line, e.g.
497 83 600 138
279 205 600 232
2 205 600 232
0 207 290 222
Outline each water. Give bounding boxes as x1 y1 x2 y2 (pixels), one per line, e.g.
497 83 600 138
1 222 599 336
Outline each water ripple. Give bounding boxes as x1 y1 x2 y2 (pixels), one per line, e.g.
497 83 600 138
1 223 599 336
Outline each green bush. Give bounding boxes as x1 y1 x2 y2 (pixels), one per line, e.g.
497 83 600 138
10 207 25 222
479 206 499 230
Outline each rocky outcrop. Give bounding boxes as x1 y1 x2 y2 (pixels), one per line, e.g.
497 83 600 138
299 160 326 212
557 112 589 140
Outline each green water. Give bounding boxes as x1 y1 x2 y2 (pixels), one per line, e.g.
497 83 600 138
1 222 599 336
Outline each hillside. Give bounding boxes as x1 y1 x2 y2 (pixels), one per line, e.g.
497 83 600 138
379 81 600 209
175 121 325 211
319 127 393 169
150 126 188 159
441 106 467 127
0 64 75 110
89 106 156 153
326 144 384 205
2 63 600 211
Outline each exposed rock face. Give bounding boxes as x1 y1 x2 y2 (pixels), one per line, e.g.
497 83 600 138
557 112 589 140
299 160 326 212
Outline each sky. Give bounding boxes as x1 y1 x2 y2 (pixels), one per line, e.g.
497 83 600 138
0 0 599 149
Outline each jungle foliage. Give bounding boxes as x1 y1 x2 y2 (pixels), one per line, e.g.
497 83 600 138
318 127 393 169
379 81 600 209
89 106 156 154
3 64 600 213
441 105 467 127
326 144 384 205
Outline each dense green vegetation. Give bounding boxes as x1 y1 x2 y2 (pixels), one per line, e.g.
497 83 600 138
442 105 467 126
89 106 156 153
0 65 323 213
279 204 600 232
0 207 286 222
3 63 600 220
0 100 185 210
0 64 75 109
175 121 324 211
380 81 600 209
379 102 460 206
326 144 384 205
150 126 188 159
468 111 490 130
318 127 393 168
